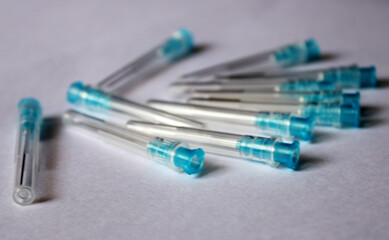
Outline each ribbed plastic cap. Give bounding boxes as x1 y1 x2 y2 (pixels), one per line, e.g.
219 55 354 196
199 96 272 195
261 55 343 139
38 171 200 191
340 103 360 128
289 115 315 141
279 79 334 91
273 39 320 65
304 39 321 60
18 98 42 122
273 141 300 170
67 81 111 110
342 92 360 107
174 147 205 175
359 66 377 88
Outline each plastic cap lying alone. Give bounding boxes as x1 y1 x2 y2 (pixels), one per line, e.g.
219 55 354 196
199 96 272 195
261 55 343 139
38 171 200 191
14 98 43 206
159 28 194 62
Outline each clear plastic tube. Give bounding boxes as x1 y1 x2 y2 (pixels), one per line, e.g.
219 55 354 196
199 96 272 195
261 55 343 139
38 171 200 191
63 110 204 175
216 65 377 88
180 39 320 80
190 90 360 105
147 100 315 141
170 79 334 96
187 98 360 128
13 98 42 206
126 121 300 170
97 29 194 93
67 81 204 128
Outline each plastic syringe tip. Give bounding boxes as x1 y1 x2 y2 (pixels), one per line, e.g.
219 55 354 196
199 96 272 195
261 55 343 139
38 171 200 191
174 147 205 175
359 66 377 88
273 141 300 170
289 115 315 141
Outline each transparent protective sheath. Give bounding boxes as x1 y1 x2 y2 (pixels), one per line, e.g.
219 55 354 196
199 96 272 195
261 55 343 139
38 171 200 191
126 121 300 170
170 79 335 96
187 98 360 128
63 110 204 175
14 98 42 206
148 100 315 141
190 90 360 105
180 39 320 80
67 81 204 128
216 65 377 89
97 29 194 93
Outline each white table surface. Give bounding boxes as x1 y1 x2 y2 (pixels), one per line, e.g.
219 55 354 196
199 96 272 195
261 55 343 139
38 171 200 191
1 0 389 239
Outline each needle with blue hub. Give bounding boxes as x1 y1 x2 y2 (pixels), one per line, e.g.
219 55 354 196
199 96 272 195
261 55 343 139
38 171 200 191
190 90 360 105
67 29 204 128
170 78 335 96
97 28 194 93
186 98 360 128
126 121 300 170
63 110 205 175
67 81 203 128
13 98 42 206
180 39 320 80
216 65 377 89
147 100 315 141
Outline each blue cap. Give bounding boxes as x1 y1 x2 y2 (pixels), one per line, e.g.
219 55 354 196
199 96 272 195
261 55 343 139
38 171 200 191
254 112 314 141
18 98 42 123
340 103 360 128
342 92 360 107
67 81 111 111
289 115 315 141
174 147 205 175
311 91 343 103
273 39 320 65
306 103 359 128
254 112 288 136
304 39 321 60
147 138 204 175
279 79 335 91
359 66 376 88
236 136 300 169
236 136 275 164
321 66 361 89
273 141 300 170
159 28 194 61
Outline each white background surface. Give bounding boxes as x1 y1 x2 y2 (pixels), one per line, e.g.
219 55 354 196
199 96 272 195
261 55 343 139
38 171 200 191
1 0 389 239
